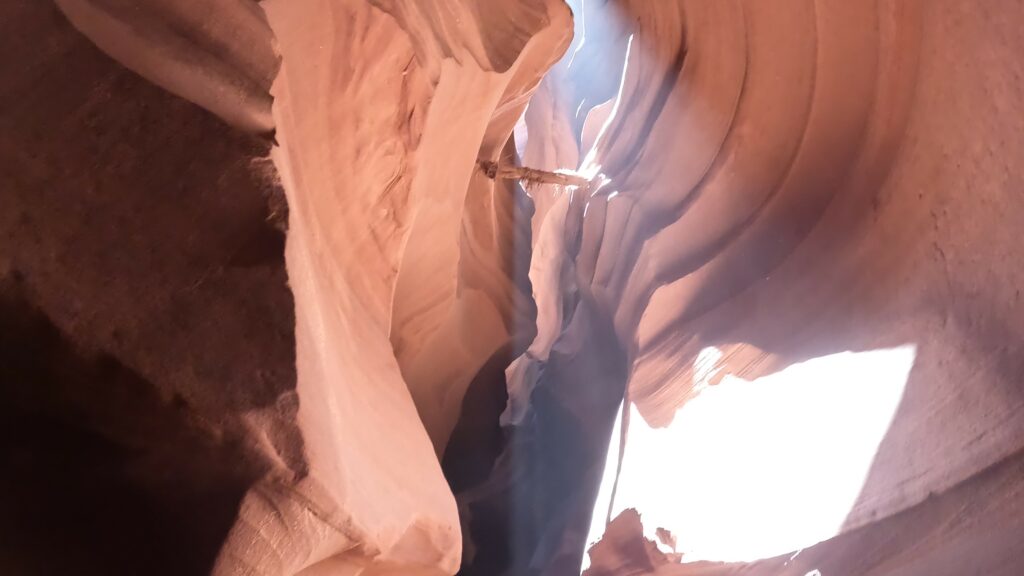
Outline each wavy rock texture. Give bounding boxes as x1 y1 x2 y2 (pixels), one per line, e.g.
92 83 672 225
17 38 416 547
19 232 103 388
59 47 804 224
6 0 1024 575
215 0 571 574
505 0 1024 574
54 0 280 134
1 2 294 574
31 0 571 574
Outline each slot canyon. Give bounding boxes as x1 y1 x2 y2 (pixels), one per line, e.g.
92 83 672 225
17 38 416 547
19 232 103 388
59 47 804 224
2 0 1024 574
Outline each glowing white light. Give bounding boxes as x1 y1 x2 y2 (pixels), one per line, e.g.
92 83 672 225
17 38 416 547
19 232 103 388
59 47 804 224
576 99 588 119
581 400 624 573
513 108 530 157
578 33 634 177
586 345 916 566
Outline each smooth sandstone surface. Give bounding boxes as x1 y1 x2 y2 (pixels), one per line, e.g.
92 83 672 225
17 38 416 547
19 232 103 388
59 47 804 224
213 1 570 574
497 0 1024 572
4 0 1023 574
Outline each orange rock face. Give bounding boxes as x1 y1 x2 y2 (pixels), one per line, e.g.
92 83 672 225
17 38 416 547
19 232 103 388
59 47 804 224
4 0 1024 575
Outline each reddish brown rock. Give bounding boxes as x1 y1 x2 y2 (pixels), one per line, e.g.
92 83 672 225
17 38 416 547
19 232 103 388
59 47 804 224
0 2 295 574
4 0 1024 575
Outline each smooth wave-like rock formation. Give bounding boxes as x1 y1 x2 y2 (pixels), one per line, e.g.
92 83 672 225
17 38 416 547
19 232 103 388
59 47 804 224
54 0 280 134
25 0 571 573
5 0 1023 574
509 0 1024 573
212 1 570 574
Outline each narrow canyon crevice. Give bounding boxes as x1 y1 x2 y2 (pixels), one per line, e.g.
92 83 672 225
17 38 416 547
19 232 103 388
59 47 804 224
3 0 1024 575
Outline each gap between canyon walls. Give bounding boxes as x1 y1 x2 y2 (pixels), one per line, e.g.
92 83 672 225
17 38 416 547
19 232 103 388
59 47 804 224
52 0 579 574
543 2 1024 575
220 1 579 574
42 0 1024 574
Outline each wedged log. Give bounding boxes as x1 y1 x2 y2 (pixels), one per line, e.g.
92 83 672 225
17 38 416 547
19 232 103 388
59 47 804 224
214 1 573 574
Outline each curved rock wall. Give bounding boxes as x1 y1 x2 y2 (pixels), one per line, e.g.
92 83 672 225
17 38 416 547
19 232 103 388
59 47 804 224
1 2 294 574
519 0 1024 573
7 0 1024 574
54 0 280 134
216 0 572 573
38 0 573 573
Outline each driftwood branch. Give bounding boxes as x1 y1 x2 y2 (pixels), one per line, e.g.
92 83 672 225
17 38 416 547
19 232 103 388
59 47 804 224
479 160 593 190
